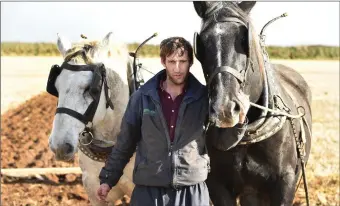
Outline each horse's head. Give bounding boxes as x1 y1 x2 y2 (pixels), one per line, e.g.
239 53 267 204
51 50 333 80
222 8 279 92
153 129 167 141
48 32 129 161
194 1 264 128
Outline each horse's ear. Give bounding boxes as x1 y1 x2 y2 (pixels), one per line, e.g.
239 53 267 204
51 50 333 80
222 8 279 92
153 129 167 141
56 33 71 57
238 1 256 14
101 32 114 49
193 1 207 18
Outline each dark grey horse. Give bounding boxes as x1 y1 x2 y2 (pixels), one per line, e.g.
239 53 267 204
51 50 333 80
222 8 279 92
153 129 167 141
193 2 312 205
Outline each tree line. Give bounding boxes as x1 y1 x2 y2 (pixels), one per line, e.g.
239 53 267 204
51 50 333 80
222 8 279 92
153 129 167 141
1 42 339 60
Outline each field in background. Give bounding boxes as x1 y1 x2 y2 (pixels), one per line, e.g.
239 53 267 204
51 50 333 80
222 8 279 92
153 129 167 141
1 57 338 113
1 42 339 60
1 57 339 205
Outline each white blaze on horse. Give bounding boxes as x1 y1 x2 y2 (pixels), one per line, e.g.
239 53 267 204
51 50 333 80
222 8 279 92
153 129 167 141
47 32 135 206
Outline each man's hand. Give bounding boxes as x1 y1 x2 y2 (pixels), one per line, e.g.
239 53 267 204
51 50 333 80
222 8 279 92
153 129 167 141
96 183 111 202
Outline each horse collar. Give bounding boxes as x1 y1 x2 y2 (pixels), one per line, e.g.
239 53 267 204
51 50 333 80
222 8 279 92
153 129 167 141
77 127 115 162
78 136 114 162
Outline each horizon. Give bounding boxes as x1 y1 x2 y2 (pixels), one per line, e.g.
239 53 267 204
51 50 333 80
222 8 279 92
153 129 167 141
1 41 338 48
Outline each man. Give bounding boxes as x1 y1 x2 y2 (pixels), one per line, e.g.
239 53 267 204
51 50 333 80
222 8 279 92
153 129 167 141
97 37 210 206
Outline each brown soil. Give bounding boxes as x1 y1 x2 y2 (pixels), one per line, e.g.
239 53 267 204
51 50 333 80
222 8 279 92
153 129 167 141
1 92 338 206
1 93 90 205
1 92 131 206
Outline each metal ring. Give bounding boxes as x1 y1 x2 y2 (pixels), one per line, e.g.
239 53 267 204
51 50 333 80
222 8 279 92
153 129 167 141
79 131 94 146
297 106 306 117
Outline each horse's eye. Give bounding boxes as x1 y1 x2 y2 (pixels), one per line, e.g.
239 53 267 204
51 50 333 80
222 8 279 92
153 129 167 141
241 36 248 52
241 37 247 45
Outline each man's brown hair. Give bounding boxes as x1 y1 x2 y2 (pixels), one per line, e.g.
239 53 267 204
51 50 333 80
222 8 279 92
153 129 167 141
160 37 193 65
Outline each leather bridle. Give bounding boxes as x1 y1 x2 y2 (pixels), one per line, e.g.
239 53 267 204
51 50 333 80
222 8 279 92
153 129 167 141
46 62 114 145
194 16 253 89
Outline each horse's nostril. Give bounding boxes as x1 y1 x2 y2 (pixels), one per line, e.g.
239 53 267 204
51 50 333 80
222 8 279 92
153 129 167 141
55 142 75 161
64 143 74 154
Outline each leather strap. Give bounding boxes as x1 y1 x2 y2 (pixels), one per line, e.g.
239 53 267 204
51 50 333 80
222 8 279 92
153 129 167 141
56 107 88 124
207 66 245 85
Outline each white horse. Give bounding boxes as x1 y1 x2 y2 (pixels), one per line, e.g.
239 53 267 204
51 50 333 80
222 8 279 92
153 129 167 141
48 32 135 206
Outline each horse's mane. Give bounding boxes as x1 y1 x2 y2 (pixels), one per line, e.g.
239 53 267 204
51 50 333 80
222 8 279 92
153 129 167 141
250 22 265 74
63 36 132 85
202 1 266 73
64 41 99 64
64 38 130 66
221 2 249 23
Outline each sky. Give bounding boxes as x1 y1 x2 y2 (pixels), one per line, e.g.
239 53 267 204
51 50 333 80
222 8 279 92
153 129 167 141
1 2 339 46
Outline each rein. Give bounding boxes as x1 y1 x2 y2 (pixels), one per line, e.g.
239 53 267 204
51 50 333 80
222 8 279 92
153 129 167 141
250 99 310 206
249 13 310 206
258 14 310 206
249 102 305 119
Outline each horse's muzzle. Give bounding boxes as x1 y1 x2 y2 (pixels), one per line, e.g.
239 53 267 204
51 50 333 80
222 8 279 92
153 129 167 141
55 143 75 161
209 100 243 128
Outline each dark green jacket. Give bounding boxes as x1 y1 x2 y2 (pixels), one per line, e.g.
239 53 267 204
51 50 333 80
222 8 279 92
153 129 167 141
99 70 210 188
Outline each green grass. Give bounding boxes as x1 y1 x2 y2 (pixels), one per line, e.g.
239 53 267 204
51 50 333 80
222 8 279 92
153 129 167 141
1 42 339 60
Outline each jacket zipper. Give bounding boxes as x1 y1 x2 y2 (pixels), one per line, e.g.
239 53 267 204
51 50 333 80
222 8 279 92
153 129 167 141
170 102 187 188
150 97 173 185
150 97 190 188
169 142 175 187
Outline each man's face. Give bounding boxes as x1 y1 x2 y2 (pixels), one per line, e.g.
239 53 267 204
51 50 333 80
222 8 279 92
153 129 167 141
161 48 191 86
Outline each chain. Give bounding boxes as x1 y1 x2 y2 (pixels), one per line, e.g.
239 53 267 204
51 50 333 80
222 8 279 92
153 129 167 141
259 34 270 63
290 118 305 163
289 116 309 206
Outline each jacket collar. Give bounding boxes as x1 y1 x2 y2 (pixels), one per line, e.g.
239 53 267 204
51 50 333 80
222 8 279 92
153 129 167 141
139 69 206 103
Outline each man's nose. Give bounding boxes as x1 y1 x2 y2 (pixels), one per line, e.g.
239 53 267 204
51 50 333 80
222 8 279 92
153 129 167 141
174 62 180 72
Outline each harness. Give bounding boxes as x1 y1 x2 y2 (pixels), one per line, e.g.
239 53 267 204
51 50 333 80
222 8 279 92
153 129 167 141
47 61 115 161
194 18 252 88
196 11 311 206
46 33 157 162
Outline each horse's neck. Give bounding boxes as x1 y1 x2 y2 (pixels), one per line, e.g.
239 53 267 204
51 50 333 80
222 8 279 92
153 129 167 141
248 34 267 103
92 110 119 142
92 59 130 143
247 58 264 104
